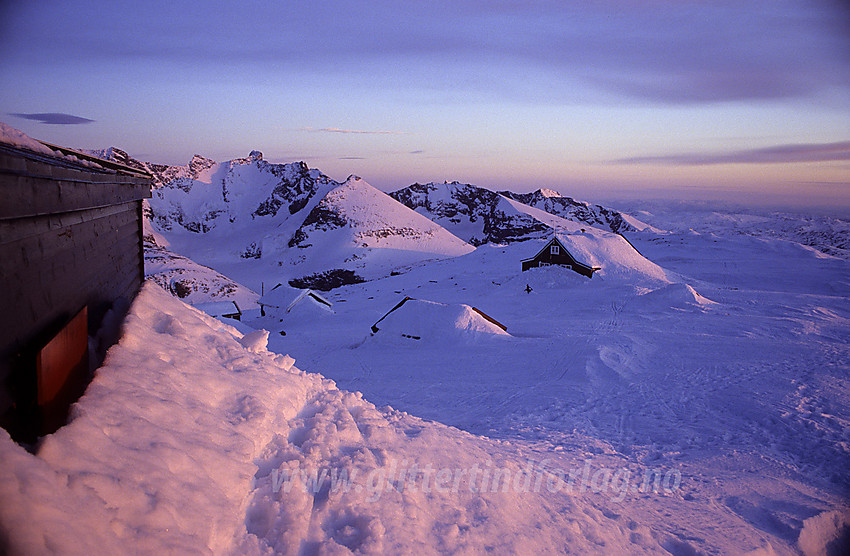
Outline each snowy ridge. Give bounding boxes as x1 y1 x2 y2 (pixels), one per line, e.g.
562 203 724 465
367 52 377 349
389 181 654 242
389 181 554 245
499 188 655 233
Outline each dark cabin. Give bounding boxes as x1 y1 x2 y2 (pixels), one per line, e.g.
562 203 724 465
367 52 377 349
0 137 151 443
521 237 598 278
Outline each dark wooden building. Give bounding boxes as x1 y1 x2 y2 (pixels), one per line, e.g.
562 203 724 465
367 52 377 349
521 237 599 278
0 138 151 442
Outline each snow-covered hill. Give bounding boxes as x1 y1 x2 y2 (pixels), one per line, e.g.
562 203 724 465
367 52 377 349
144 243 259 308
285 176 475 286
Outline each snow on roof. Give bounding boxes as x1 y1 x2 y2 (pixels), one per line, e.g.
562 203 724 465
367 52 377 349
285 289 334 313
193 300 242 316
0 121 65 158
371 298 509 341
0 121 135 172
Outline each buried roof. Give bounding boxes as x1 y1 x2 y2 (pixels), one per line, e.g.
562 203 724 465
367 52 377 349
259 287 334 314
193 301 243 318
522 232 673 284
371 297 508 341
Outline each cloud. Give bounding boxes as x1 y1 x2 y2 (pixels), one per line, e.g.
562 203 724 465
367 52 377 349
4 1 848 105
10 112 95 125
612 141 850 166
338 156 366 160
409 150 425 155
299 127 406 135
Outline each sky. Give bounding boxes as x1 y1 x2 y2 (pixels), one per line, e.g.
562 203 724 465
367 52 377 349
1 0 848 207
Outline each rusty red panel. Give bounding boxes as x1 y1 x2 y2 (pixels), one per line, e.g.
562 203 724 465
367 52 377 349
36 306 88 434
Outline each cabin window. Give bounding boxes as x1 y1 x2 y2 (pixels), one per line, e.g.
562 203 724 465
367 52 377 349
550 245 559 255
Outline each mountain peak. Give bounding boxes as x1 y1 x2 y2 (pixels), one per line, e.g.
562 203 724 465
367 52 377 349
189 154 216 175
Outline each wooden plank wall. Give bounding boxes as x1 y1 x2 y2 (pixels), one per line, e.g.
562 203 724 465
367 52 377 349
0 144 151 441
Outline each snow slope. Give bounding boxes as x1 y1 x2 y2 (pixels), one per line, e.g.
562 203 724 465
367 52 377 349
145 243 259 307
2 202 849 554
0 283 690 555
255 215 850 554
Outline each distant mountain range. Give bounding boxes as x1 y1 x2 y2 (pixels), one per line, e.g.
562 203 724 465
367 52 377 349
389 181 652 246
89 147 658 294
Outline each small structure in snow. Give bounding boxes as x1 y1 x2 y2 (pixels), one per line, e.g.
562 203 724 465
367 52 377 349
521 237 599 278
259 285 334 316
371 297 508 341
194 301 243 321
285 289 334 314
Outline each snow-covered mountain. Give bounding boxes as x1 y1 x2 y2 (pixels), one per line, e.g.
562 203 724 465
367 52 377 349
389 182 554 245
498 188 653 233
139 219 259 307
93 149 476 289
390 182 654 244
386 181 670 283
285 176 474 287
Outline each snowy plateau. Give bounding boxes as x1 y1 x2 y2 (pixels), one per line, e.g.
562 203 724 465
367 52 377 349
2 143 850 555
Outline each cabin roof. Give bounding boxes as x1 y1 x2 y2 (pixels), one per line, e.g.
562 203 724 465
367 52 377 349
521 237 593 269
0 139 151 178
194 301 241 315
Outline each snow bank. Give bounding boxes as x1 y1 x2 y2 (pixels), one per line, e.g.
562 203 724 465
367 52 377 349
0 283 311 554
798 510 850 556
0 281 661 554
371 298 510 342
632 283 717 311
